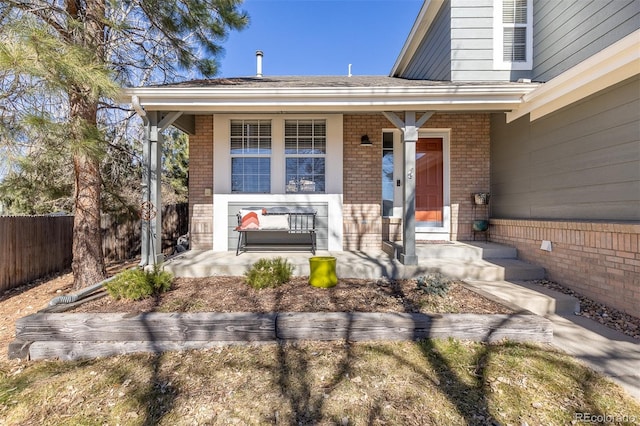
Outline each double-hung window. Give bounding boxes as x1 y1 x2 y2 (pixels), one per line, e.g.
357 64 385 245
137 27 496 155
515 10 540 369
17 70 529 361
230 120 271 193
284 119 326 193
494 0 532 70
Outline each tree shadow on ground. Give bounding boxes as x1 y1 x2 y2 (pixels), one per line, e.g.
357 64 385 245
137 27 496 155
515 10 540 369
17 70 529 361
270 277 358 425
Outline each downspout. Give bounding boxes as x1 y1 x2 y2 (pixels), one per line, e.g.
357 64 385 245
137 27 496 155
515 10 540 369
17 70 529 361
48 266 139 306
132 95 147 123
48 275 118 306
132 95 151 268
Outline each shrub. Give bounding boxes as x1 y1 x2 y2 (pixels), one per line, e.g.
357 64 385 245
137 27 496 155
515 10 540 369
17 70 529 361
106 265 173 301
415 273 452 297
245 257 293 289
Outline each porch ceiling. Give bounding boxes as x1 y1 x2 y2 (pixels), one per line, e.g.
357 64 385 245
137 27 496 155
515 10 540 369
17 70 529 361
120 76 539 114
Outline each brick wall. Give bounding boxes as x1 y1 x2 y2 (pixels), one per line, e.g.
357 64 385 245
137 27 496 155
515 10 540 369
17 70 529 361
426 113 491 240
187 112 490 251
490 219 640 315
343 112 490 247
343 114 383 250
188 116 214 249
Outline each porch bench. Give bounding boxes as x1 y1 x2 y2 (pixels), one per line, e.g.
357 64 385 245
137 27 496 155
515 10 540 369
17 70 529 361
235 207 317 255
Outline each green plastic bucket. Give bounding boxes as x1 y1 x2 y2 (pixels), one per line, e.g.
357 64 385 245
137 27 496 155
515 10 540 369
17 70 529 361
309 256 338 288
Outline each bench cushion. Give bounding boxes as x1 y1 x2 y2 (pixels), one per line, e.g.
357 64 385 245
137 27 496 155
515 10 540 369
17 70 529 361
259 214 290 230
239 210 260 230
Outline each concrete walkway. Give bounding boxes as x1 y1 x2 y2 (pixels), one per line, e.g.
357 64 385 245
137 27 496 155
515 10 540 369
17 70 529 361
164 246 640 401
464 279 640 402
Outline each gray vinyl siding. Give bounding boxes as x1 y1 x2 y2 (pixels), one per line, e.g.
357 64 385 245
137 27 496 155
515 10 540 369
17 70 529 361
451 0 510 81
227 202 329 251
532 0 640 82
490 76 640 221
402 0 451 80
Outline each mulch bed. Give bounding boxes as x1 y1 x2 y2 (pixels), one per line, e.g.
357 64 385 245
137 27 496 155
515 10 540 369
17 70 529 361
69 276 514 315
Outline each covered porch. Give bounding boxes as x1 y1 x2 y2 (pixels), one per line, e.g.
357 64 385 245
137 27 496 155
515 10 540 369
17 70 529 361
121 76 539 269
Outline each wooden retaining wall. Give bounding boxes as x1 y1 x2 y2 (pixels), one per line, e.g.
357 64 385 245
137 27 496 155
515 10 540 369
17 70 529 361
10 312 553 360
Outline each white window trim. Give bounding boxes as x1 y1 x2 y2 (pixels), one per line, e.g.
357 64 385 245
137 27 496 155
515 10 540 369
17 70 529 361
284 119 327 194
214 114 342 194
212 114 344 252
493 0 533 71
230 119 272 194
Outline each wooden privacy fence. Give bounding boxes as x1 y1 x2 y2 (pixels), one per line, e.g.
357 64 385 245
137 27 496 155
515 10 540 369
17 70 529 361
0 203 188 292
0 215 74 293
101 203 189 262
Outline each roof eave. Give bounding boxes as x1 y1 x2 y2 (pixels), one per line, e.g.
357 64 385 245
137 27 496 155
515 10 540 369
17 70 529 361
120 83 539 113
506 30 640 123
390 0 445 77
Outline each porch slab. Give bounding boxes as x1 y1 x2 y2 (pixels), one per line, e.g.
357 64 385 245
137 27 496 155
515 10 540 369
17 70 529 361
163 242 540 281
164 249 410 280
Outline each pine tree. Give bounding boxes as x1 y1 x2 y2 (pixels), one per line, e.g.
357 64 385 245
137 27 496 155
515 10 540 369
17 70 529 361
0 1 248 289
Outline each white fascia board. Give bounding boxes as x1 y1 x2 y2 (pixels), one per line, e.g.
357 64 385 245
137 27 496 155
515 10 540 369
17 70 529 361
390 0 445 77
506 30 640 123
121 84 539 113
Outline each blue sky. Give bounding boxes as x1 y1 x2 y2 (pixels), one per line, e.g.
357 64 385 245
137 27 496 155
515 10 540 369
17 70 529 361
217 0 423 77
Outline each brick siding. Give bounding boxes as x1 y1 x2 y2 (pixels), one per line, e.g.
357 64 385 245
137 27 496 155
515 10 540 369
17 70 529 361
491 219 640 315
188 116 214 249
343 114 383 250
188 112 491 251
343 112 491 247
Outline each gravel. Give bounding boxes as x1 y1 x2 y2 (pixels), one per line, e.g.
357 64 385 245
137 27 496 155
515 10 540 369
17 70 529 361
530 279 640 340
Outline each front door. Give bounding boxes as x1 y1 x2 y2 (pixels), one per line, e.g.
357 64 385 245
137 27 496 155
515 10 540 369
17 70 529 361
415 138 443 225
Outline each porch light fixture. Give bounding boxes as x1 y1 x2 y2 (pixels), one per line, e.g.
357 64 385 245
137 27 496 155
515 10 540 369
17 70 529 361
360 135 373 146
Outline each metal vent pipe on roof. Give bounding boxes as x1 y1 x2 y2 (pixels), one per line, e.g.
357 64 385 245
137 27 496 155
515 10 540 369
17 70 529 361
256 50 263 78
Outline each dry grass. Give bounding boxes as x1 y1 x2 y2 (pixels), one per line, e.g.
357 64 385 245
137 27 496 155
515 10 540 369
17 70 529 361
1 340 639 425
2 268 639 424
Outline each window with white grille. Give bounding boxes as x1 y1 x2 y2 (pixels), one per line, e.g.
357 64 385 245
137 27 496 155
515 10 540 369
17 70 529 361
494 0 532 70
284 119 326 193
230 120 271 193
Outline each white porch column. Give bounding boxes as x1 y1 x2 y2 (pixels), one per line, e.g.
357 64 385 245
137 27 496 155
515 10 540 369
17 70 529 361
149 112 163 265
133 98 185 267
383 111 434 265
140 114 150 266
141 111 163 266
402 112 418 265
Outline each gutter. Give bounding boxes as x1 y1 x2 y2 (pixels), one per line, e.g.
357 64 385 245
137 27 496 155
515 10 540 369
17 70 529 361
119 83 540 113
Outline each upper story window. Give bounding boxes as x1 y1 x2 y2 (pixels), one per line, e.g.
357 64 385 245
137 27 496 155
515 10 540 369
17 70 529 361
230 119 271 193
494 0 532 70
284 119 326 193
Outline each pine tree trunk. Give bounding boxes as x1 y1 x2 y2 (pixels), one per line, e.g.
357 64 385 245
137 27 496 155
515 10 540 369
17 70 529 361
68 0 107 290
72 149 106 289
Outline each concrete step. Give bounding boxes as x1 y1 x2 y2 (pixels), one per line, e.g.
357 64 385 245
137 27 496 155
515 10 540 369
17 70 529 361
383 241 542 281
463 279 580 316
484 258 545 281
394 241 518 261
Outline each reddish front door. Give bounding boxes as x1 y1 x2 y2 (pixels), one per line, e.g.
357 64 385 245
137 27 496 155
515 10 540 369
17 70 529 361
415 138 443 223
